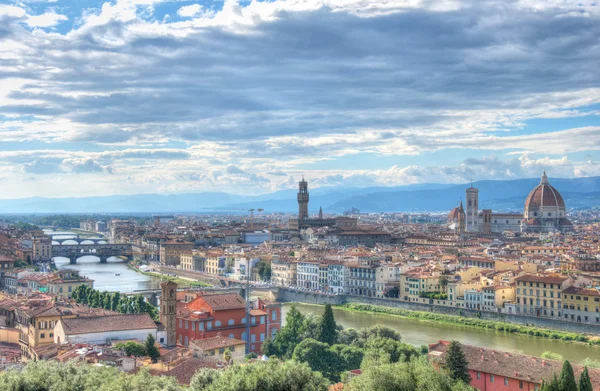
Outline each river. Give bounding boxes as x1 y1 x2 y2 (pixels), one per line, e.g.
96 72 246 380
54 257 159 293
283 303 599 364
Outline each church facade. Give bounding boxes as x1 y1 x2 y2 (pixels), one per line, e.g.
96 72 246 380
448 171 573 234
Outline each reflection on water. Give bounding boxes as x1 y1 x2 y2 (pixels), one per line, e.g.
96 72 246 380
54 256 160 293
283 303 598 363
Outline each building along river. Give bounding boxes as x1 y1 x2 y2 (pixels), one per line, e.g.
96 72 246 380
283 303 600 364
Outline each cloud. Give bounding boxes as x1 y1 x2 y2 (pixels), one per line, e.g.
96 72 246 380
26 10 67 27
63 158 108 174
0 0 599 197
177 4 203 18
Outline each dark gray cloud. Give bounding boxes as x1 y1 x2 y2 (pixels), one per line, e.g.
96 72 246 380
1 0 599 147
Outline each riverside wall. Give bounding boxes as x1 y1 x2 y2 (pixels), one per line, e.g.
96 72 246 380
277 288 600 335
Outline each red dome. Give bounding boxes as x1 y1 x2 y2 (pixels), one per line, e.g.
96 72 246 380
524 172 565 210
448 207 460 220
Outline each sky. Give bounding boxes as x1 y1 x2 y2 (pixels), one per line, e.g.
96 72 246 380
1 0 600 199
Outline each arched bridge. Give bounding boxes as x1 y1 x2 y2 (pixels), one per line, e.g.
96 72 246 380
52 243 132 264
50 234 107 245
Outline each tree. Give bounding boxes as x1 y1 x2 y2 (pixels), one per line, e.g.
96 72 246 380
330 344 364 371
364 337 419 363
578 367 593 391
111 292 121 311
337 328 359 345
223 348 232 364
540 374 559 391
273 305 306 358
188 360 329 391
444 341 471 385
261 337 278 357
257 261 272 281
317 304 337 345
292 338 341 381
353 325 401 348
558 360 577 391
115 341 147 357
144 334 160 363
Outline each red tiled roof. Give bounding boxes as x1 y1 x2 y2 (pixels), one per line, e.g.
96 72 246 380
199 293 246 311
60 314 157 335
429 341 600 389
190 336 246 351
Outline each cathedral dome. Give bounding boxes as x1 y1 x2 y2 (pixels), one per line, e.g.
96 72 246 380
448 207 460 221
524 171 566 218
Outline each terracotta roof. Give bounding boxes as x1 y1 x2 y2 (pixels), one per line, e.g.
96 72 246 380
200 294 246 311
563 286 600 296
191 336 246 351
514 274 568 284
429 341 600 389
524 174 566 211
162 358 217 385
60 314 157 335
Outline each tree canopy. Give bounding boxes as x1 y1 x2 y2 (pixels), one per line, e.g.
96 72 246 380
317 304 337 345
444 341 471 385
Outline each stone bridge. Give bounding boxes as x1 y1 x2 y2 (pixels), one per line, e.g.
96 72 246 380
50 235 107 245
52 243 132 264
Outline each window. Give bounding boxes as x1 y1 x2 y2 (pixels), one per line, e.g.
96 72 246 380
229 333 235 339
251 334 256 342
260 333 265 341
519 380 524 389
504 377 509 386
476 372 481 380
215 320 222 327
491 375 495 383
40 333 45 338
272 311 277 321
50 333 53 338
207 321 212 330
192 322 195 331
185 320 188 329
228 319 234 326
179 319 182 328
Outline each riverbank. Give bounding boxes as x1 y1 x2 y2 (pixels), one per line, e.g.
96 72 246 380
127 262 212 288
338 303 600 346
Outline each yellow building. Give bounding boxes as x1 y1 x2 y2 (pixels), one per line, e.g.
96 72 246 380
514 274 569 318
47 271 93 297
481 285 515 312
400 270 441 302
271 257 297 286
23 306 77 360
562 286 600 324
205 251 224 275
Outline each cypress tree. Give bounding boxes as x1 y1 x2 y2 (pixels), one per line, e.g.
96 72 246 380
318 304 338 345
444 340 471 385
578 366 593 391
558 360 577 391
541 374 559 391
144 334 160 363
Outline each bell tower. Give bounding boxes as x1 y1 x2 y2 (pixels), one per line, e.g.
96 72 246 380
160 281 177 347
297 176 309 220
466 186 479 232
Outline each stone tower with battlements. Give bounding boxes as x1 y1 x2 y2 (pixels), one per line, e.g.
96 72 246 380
466 186 479 232
297 177 309 220
160 280 177 347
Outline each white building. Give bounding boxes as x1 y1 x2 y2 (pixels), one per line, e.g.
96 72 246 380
464 289 482 310
54 314 162 345
296 260 320 290
327 263 348 294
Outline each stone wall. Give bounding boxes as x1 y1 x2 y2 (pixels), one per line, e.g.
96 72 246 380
276 288 600 335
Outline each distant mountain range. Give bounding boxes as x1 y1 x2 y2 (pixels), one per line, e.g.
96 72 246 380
1 177 600 214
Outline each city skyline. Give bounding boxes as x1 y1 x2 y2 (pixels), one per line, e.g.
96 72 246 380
1 0 600 198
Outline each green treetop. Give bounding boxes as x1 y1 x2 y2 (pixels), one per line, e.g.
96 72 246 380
317 304 337 345
444 340 471 385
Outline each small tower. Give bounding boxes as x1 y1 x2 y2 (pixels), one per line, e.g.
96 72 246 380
160 281 177 347
319 206 323 219
457 200 466 234
297 176 309 220
465 186 479 232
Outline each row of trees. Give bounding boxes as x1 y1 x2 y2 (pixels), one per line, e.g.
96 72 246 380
541 360 593 391
71 284 158 320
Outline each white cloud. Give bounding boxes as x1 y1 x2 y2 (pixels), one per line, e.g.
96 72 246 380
26 10 68 28
177 4 203 18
